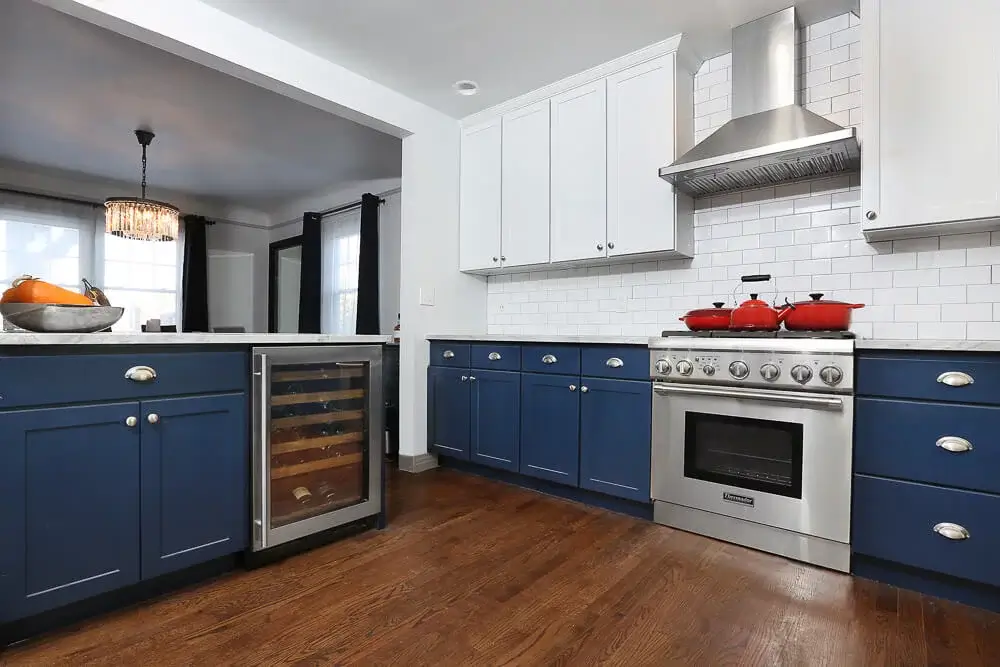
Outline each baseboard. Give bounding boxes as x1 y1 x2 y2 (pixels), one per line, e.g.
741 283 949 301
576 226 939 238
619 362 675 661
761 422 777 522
398 452 438 473
852 555 1000 614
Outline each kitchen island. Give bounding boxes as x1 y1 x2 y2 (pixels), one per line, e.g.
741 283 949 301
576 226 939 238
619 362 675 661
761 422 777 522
0 333 392 645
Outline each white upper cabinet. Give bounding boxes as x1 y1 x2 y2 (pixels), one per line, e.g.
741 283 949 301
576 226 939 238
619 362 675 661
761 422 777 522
501 100 551 268
863 0 1000 238
459 120 502 272
550 80 608 262
608 55 685 257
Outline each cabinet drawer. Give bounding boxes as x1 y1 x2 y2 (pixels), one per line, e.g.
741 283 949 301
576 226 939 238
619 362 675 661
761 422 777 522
581 346 648 381
853 475 1000 588
470 343 520 371
856 398 1000 494
429 342 470 368
857 354 1000 404
521 345 581 375
0 352 246 409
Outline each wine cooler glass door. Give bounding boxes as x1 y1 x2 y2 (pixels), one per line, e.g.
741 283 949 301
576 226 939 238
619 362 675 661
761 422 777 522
253 345 383 550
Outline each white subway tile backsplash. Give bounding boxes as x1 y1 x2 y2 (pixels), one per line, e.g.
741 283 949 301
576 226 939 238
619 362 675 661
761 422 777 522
872 253 917 271
809 13 851 39
795 227 832 245
917 249 967 269
873 287 918 305
967 246 1000 266
812 208 851 227
743 218 776 235
918 286 966 304
811 241 852 258
795 259 832 275
943 303 992 322
894 269 939 288
775 244 812 261
795 194 832 214
810 45 850 70
775 214 812 231
940 265 991 286
940 232 991 250
895 305 940 322
967 322 1000 340
918 322 966 340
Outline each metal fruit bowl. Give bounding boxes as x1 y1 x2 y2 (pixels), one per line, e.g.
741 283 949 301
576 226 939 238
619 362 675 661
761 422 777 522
0 303 125 333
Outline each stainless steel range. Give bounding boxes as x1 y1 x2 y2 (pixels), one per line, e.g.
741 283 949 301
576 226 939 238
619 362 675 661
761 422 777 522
649 331 854 572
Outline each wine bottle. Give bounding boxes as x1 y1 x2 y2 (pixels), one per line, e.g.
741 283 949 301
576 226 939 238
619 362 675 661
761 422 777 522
292 486 313 505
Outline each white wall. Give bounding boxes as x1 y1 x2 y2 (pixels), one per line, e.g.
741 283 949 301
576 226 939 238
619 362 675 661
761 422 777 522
206 221 271 332
43 0 488 459
485 12 1000 342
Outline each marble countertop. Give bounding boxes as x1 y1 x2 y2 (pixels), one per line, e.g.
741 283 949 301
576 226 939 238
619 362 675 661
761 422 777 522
427 333 650 345
856 339 1000 352
0 333 394 346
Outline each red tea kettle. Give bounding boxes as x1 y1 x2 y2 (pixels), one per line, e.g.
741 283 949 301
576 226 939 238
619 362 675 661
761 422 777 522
729 275 790 331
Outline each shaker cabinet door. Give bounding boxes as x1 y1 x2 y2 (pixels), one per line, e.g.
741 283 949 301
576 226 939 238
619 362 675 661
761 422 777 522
501 100 551 267
579 378 651 502
428 366 471 459
520 372 581 486
140 393 247 579
470 370 520 472
459 119 503 272
0 403 141 623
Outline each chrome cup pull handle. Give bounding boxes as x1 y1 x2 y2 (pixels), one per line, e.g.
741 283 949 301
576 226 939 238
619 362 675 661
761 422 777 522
933 522 970 540
488 351 502 361
442 350 455 359
606 357 624 369
937 371 973 387
936 436 973 453
541 354 557 364
124 365 156 383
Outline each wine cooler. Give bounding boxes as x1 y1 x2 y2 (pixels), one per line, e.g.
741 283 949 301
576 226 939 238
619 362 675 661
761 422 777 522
251 345 383 551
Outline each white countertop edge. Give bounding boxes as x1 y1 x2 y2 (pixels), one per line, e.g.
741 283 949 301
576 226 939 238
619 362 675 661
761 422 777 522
426 333 650 345
0 333 394 346
856 339 1000 352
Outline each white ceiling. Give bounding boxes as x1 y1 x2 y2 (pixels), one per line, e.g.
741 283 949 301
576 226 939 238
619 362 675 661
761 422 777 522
201 0 856 118
1 0 401 210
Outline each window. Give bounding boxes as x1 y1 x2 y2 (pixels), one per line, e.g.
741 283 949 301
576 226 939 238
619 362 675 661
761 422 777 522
0 191 180 332
320 208 361 335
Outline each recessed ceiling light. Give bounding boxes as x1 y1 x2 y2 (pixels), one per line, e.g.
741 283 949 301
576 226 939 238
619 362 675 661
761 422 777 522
453 80 479 96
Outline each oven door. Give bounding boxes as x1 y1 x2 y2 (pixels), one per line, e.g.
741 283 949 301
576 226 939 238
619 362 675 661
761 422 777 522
652 383 852 543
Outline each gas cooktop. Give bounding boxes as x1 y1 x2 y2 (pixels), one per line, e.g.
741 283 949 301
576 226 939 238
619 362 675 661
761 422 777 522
661 330 856 339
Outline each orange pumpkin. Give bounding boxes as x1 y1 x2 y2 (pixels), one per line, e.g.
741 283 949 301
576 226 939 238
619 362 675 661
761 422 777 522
1 275 96 306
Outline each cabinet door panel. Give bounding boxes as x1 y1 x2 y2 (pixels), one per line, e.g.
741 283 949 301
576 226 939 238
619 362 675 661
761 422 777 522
607 55 678 256
460 120 502 271
865 0 1000 231
0 403 141 622
141 393 247 579
520 373 580 486
579 378 651 502
551 80 607 262
502 100 551 267
470 370 520 472
428 366 471 459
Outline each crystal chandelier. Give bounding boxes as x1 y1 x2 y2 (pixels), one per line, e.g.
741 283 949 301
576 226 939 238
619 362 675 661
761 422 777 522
105 129 179 242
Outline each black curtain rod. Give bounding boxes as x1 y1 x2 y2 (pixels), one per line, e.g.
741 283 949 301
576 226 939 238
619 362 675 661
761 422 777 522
0 187 102 209
318 195 386 219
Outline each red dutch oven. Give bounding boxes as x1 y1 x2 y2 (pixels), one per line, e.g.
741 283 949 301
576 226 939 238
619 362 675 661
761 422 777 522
730 293 790 331
678 302 732 331
783 293 865 331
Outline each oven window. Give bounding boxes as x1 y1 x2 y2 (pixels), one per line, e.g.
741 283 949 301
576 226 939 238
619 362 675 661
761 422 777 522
684 412 803 498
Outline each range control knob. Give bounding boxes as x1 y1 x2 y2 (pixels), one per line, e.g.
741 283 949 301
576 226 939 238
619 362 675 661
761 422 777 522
702 364 716 376
760 363 780 382
820 365 844 386
655 359 671 375
729 360 749 380
790 365 813 384
676 359 694 376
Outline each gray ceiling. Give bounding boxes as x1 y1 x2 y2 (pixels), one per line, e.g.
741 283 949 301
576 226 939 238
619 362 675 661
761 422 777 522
0 0 402 210
201 0 856 118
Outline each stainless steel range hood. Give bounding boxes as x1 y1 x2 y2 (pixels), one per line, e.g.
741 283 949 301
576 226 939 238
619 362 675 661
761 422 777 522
660 7 860 198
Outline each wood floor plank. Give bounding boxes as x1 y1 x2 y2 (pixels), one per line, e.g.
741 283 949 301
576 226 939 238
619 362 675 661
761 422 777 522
5 467 1000 666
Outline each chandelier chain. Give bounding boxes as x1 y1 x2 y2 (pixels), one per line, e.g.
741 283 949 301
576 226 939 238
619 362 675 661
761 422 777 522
140 143 147 200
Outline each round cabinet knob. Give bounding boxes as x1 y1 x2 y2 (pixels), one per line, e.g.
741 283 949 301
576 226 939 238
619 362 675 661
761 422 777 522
676 360 694 376
654 359 671 375
569 384 577 392
581 386 589 393
125 416 138 428
866 210 877 221
597 243 604 251
729 360 749 380
147 413 159 424
608 242 615 250
500 256 507 262
790 365 813 385
760 363 780 382
819 366 844 386
492 256 498 262
702 365 715 376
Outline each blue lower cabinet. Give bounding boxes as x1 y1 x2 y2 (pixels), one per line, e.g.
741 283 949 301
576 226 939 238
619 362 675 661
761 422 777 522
520 373 580 485
428 366 471 459
579 378 651 502
140 394 248 579
470 370 520 472
0 403 142 623
853 474 1000 588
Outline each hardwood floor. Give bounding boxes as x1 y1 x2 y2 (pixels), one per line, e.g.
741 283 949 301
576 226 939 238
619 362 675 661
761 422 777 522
5 468 1000 666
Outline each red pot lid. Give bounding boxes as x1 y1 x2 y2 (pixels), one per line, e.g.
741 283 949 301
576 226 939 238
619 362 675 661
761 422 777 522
737 293 773 308
792 293 854 306
685 302 731 316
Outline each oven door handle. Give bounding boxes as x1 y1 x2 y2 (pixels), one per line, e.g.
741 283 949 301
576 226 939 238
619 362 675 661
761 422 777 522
652 383 844 410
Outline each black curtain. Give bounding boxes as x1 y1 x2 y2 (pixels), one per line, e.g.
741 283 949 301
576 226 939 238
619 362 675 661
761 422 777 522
298 211 322 333
181 214 211 332
355 193 381 335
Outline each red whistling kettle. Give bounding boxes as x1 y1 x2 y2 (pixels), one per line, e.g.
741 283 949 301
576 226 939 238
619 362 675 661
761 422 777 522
730 294 790 331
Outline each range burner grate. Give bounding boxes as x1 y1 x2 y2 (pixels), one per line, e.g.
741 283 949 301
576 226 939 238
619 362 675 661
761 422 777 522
662 330 856 340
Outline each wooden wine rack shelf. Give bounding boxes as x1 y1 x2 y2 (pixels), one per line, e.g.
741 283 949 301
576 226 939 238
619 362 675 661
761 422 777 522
272 368 364 382
271 410 364 430
272 494 364 527
271 431 364 455
271 388 365 406
271 453 364 480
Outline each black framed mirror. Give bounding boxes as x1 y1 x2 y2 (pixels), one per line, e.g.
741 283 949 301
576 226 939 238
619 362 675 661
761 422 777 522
268 235 303 333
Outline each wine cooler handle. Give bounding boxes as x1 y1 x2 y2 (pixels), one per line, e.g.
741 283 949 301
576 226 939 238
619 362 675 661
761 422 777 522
335 362 366 368
253 352 271 549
